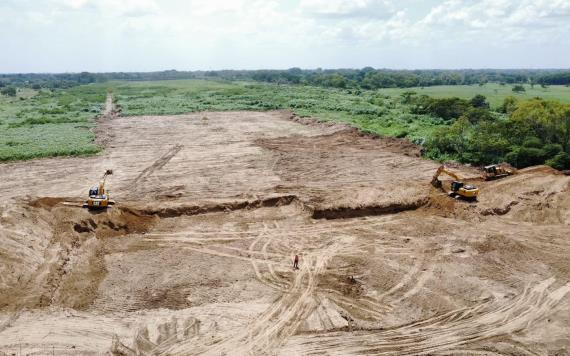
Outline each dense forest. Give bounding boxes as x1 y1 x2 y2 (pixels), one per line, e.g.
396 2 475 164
421 94 570 170
2 69 570 91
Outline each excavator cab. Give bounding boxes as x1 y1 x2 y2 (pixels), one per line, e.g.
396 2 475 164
89 187 99 197
450 181 479 200
451 181 464 191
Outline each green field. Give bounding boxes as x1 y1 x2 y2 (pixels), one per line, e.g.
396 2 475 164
2 79 570 163
0 85 107 161
379 83 570 108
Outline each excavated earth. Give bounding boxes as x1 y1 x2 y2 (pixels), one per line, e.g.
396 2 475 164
0 108 569 355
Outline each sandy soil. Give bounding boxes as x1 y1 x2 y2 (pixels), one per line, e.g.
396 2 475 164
0 98 569 355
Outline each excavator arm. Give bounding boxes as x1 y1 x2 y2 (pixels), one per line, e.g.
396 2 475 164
98 169 113 196
431 165 461 187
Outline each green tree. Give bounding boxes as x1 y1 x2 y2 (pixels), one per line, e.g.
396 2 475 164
414 97 470 121
470 94 489 109
549 105 570 152
467 120 510 164
511 100 569 150
426 116 472 159
512 85 526 93
546 152 570 170
500 96 518 114
510 99 549 143
463 107 493 124
1 87 17 96
400 91 417 104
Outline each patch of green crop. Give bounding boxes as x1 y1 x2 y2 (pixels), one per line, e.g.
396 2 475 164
0 84 108 161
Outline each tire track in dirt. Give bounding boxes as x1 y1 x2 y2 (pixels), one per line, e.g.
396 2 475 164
279 278 570 355
142 214 413 335
123 144 184 196
159 238 351 355
248 222 290 292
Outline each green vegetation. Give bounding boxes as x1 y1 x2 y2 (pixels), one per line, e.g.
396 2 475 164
512 84 526 93
426 97 570 170
378 83 570 108
1 87 17 97
3 69 570 92
0 85 107 161
2 77 569 170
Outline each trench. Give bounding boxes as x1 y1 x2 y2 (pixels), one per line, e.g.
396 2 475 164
310 198 428 220
128 194 300 218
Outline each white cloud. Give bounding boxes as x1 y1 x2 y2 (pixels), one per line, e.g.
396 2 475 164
54 0 159 16
415 0 570 44
0 0 569 71
299 0 395 19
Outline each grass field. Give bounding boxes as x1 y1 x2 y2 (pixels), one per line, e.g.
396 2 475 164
0 85 107 161
379 83 570 108
2 79 569 162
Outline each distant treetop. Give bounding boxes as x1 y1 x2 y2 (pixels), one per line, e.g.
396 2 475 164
1 68 570 90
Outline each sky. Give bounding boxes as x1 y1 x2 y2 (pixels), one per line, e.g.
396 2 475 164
1 0 570 72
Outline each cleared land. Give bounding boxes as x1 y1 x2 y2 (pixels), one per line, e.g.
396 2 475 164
0 100 569 355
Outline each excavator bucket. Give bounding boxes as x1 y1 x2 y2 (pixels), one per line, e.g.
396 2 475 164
431 178 443 188
105 169 113 176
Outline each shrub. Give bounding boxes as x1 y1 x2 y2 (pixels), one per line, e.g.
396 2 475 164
522 137 543 148
1 87 17 97
506 146 546 168
470 94 489 109
512 85 526 93
543 143 563 158
500 96 518 114
546 152 570 170
395 130 408 138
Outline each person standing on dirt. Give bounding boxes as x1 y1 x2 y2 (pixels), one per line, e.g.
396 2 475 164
293 254 299 270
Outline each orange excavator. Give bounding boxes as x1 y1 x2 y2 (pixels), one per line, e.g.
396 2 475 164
431 165 479 200
84 170 114 209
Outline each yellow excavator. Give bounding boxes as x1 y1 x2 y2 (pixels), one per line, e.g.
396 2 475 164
84 170 114 209
431 165 479 200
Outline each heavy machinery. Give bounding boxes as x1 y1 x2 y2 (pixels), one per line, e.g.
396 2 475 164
84 170 114 209
483 164 513 180
431 165 479 200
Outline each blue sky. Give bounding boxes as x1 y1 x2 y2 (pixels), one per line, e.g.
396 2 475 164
1 0 569 72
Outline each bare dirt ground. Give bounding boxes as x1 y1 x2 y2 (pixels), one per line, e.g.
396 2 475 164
1 97 569 355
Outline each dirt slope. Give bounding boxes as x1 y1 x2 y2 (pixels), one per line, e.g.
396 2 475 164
0 107 569 355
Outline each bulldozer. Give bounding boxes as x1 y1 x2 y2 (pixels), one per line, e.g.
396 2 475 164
84 170 114 210
431 165 479 200
483 164 513 180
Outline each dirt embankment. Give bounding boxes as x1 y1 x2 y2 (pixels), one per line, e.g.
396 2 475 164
1 110 569 355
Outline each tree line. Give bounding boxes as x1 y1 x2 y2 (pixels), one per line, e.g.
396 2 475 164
2 69 570 92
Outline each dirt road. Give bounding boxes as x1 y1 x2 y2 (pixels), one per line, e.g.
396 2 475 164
0 107 569 355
